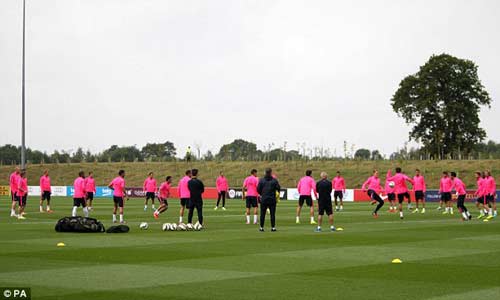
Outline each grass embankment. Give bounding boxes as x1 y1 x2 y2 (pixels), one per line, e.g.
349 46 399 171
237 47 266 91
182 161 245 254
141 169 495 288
1 160 499 188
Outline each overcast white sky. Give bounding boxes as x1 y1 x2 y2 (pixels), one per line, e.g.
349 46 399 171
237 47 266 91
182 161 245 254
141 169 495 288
1 0 499 157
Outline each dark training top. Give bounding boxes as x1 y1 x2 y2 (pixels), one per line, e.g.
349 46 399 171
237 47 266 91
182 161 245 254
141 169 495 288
188 178 205 202
316 179 332 202
257 175 281 203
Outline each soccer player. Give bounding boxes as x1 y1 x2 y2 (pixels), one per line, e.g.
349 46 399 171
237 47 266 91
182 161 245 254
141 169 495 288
154 176 172 219
385 178 396 213
39 169 53 213
386 168 414 219
72 171 89 217
484 170 497 219
451 172 471 221
475 171 488 219
296 170 317 224
439 172 453 215
143 172 157 211
257 168 281 232
315 172 336 232
187 169 204 227
108 169 127 223
16 170 28 220
362 170 384 218
243 169 259 224
84 171 96 210
178 169 191 223
412 169 426 213
9 167 20 217
332 171 346 211
215 171 228 210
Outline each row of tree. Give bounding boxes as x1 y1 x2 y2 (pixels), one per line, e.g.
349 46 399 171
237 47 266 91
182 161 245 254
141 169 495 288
3 138 500 165
0 142 177 165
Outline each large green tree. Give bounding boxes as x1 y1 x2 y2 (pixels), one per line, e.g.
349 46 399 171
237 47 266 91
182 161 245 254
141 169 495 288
391 54 491 159
216 139 260 161
141 141 176 161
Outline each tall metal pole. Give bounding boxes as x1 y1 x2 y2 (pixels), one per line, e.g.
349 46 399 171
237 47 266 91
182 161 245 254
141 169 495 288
21 0 26 169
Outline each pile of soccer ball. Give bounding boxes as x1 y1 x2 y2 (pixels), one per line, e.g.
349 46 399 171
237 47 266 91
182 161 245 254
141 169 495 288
162 221 203 231
139 221 203 231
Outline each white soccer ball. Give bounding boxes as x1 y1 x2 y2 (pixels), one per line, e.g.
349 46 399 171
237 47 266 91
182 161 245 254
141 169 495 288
162 223 169 231
139 222 149 230
171 223 178 231
389 181 395 188
178 223 187 231
186 223 194 231
194 222 203 231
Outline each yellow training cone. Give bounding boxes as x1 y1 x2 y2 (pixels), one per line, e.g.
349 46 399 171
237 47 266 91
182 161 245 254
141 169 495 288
336 227 344 231
57 242 66 247
392 258 402 264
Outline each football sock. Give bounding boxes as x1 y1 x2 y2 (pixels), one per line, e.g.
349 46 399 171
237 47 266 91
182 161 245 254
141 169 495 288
40 205 43 212
83 207 89 217
246 215 250 223
72 206 77 217
47 205 51 210
112 214 116 222
254 215 258 223
399 211 403 218
120 214 124 222
179 216 183 223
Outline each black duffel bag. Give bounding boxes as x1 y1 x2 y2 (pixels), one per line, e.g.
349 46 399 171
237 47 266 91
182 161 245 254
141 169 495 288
55 216 105 233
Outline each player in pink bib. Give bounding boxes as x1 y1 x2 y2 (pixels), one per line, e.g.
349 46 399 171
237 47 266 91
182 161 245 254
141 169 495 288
243 169 259 224
9 167 21 217
39 169 53 213
143 172 157 211
154 176 172 219
450 172 471 221
215 172 229 210
72 171 89 218
484 170 497 219
386 168 414 219
296 170 317 224
332 171 346 211
412 169 426 214
16 170 28 219
84 171 97 210
177 170 192 224
362 170 384 218
474 172 489 219
108 169 128 224
439 172 454 215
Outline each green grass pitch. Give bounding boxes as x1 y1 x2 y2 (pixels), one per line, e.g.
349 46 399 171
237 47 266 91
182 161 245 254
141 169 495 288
1 197 499 300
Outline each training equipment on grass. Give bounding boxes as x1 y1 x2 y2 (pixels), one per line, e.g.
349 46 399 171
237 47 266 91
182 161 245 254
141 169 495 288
186 223 194 231
55 216 105 233
178 223 187 231
391 258 402 264
57 242 65 247
139 222 149 230
171 223 178 231
336 227 344 231
194 221 203 231
162 223 169 231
